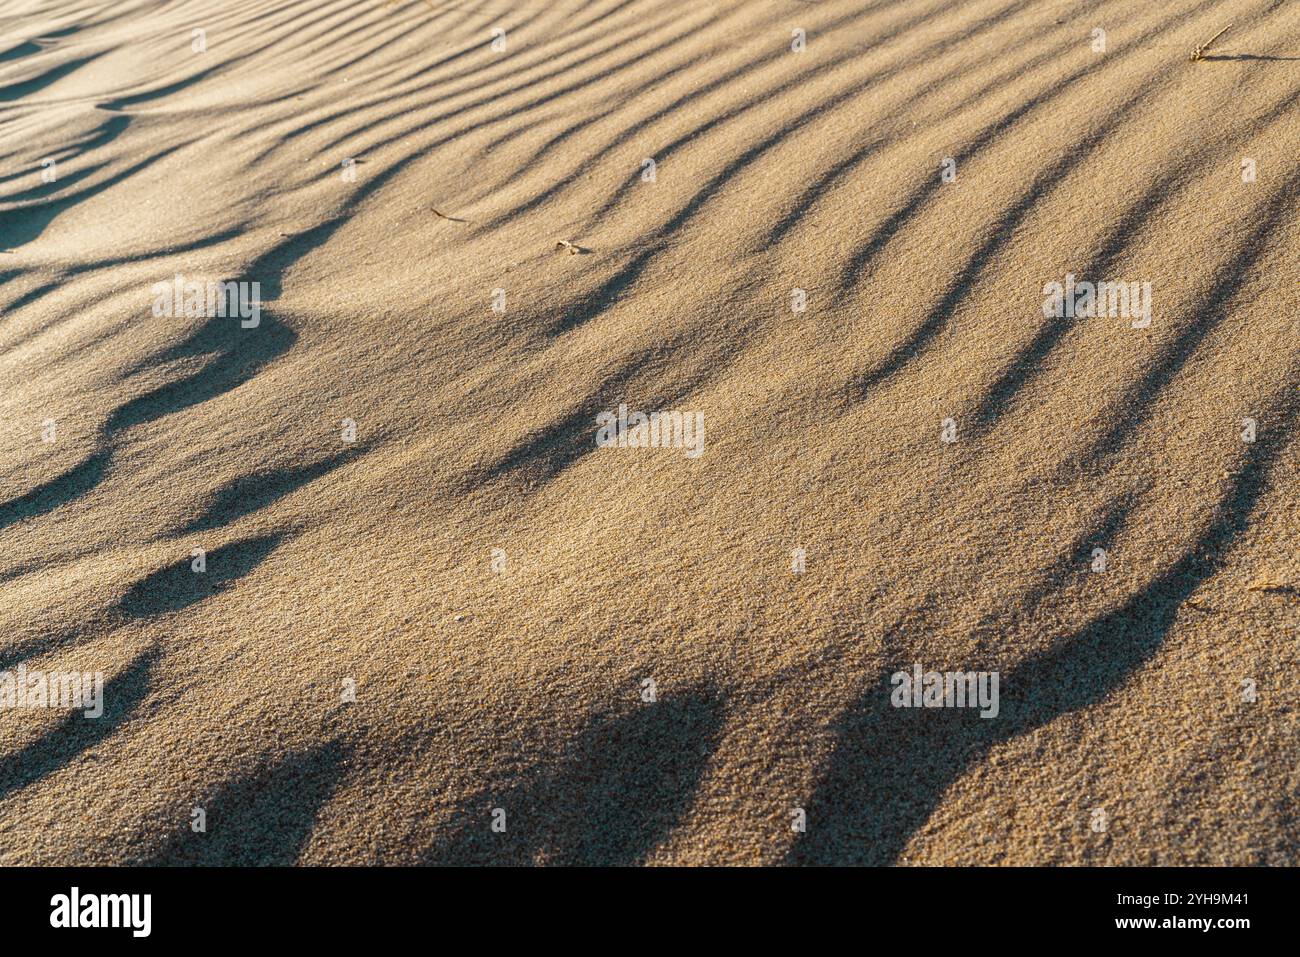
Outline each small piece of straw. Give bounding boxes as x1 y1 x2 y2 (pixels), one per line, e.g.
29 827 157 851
1190 24 1231 61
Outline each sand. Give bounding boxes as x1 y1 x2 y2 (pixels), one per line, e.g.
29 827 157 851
0 0 1296 866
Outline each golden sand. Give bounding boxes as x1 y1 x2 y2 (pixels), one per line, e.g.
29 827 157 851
0 0 1296 865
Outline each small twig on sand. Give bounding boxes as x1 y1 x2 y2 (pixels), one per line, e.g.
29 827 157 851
431 207 471 224
1190 24 1231 61
1246 580 1295 594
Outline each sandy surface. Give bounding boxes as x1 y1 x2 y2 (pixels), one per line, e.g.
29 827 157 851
0 0 1296 865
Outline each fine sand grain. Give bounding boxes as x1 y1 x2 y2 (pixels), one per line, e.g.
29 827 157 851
0 0 1296 865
